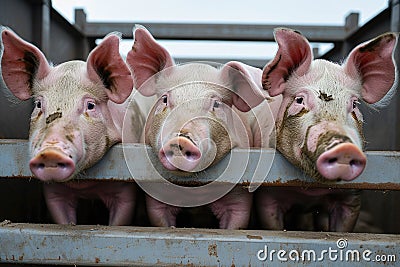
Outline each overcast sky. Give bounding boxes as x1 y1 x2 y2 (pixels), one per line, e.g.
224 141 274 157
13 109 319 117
52 0 389 60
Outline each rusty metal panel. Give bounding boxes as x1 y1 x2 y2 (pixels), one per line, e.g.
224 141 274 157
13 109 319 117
1 139 400 190
0 222 398 266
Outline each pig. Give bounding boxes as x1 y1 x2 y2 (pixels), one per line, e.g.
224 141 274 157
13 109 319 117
256 28 398 231
125 26 272 229
0 28 145 225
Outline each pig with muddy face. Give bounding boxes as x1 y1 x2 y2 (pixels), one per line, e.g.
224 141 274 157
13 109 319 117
1 28 145 225
256 28 397 231
126 27 270 229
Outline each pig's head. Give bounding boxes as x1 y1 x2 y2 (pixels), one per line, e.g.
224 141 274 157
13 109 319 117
1 28 133 182
262 28 397 182
126 27 265 173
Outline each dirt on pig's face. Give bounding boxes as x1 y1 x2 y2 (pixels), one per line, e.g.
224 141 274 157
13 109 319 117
29 62 120 180
144 77 238 173
274 61 365 182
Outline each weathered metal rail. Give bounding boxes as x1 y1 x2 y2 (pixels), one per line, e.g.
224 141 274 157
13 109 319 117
82 21 349 42
1 139 399 190
0 222 399 266
0 140 399 266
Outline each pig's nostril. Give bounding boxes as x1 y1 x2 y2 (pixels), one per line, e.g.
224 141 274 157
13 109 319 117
328 158 337 164
57 163 66 168
37 163 45 169
166 150 174 157
349 159 359 166
184 150 201 161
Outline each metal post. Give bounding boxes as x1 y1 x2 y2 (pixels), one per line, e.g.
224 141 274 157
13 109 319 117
32 0 51 56
341 12 359 55
74 8 90 58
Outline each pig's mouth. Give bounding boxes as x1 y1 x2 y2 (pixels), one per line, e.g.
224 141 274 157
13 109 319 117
29 147 78 182
302 133 366 182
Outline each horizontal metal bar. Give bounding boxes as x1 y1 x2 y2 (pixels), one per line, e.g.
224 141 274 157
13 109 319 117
84 22 346 42
1 139 400 190
0 222 398 266
175 57 269 69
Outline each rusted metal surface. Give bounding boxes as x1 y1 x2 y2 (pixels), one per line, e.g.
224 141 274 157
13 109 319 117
1 139 399 190
0 223 398 266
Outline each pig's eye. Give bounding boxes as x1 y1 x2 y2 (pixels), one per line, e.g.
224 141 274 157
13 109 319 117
87 101 96 111
295 96 304 105
352 99 360 110
35 100 42 109
162 95 168 105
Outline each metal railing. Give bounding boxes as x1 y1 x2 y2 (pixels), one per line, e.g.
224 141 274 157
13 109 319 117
0 139 399 266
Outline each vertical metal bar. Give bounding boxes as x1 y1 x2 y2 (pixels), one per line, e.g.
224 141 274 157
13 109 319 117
31 0 51 56
388 0 400 234
341 12 359 55
74 8 90 57
389 0 400 150
345 12 359 33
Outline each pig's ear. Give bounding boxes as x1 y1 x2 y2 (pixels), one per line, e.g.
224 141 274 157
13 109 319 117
221 61 266 112
87 33 133 104
344 32 398 104
262 28 312 96
126 26 174 96
0 28 50 100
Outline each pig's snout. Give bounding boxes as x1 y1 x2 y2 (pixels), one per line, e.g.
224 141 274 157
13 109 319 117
29 148 75 182
159 136 201 172
316 143 366 181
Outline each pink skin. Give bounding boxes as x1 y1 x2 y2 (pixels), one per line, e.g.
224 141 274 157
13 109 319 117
29 148 76 182
159 136 202 172
256 188 361 232
305 122 366 181
153 94 219 173
44 181 136 226
317 143 366 181
28 121 84 183
146 187 252 229
257 28 398 231
1 28 140 225
126 27 265 229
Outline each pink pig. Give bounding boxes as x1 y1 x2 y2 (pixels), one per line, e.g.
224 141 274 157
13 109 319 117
1 28 145 225
256 28 397 231
126 26 271 229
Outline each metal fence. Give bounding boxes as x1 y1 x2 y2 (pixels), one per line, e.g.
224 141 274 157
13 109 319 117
0 141 399 266
0 0 400 266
